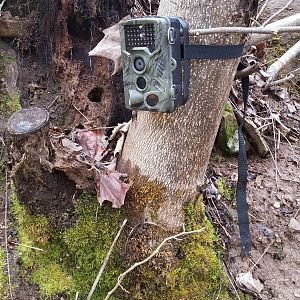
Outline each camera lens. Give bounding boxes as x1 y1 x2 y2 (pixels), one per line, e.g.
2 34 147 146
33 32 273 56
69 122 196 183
145 94 159 107
134 57 145 72
136 76 147 90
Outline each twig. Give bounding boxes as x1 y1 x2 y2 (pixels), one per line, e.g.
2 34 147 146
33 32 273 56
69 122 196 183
5 170 13 300
262 0 295 26
265 40 300 81
86 219 127 300
72 103 91 123
10 241 44 252
248 13 300 46
47 95 59 109
0 0 6 16
189 26 300 36
75 292 79 300
271 114 279 187
104 227 206 300
248 241 273 273
263 74 295 90
223 262 241 300
255 0 271 21
234 63 261 80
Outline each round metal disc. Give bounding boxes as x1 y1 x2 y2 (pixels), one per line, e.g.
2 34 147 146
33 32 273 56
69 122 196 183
7 107 49 135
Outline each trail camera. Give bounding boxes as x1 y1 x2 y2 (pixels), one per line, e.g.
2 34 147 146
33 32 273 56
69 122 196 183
120 16 244 113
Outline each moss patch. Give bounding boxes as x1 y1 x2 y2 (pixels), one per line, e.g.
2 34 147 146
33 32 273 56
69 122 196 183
0 246 8 299
216 177 236 203
165 198 230 300
12 191 124 299
124 196 231 300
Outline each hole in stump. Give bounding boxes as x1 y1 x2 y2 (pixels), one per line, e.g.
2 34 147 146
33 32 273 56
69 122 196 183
88 87 103 103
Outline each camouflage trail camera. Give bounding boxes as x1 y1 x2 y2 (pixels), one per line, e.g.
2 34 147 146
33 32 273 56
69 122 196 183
120 16 244 113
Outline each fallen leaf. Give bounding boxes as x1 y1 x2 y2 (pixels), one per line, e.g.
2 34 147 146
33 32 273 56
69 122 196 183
289 217 300 231
89 16 130 74
77 129 108 162
61 138 82 152
236 272 264 294
95 169 131 208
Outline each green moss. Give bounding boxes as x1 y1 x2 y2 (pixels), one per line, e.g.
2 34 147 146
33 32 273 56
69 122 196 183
12 190 124 299
165 199 230 300
0 247 8 299
32 264 73 296
124 196 231 300
0 92 21 117
216 177 236 203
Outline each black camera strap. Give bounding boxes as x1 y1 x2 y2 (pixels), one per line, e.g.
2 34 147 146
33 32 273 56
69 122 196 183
184 44 245 60
185 41 251 256
236 62 251 256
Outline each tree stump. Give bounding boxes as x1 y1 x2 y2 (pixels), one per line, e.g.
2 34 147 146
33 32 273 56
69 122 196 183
7 107 76 225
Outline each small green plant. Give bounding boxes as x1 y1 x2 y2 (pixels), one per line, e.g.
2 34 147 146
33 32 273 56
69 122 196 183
216 177 236 203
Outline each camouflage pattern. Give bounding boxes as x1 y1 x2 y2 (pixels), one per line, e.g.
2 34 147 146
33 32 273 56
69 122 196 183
120 17 178 113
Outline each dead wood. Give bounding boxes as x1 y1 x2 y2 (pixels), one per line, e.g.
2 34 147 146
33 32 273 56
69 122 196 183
234 110 270 158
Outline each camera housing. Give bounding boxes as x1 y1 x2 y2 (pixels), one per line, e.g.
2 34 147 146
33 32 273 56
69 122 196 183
120 16 189 113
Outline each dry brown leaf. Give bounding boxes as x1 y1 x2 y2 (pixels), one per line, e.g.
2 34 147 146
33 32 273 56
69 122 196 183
95 169 131 208
77 129 108 162
89 16 130 74
236 272 264 294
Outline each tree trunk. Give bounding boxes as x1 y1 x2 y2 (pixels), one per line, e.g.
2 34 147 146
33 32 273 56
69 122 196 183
120 0 252 228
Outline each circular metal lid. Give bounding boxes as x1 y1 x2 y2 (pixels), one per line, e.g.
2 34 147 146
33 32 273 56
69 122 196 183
7 107 49 135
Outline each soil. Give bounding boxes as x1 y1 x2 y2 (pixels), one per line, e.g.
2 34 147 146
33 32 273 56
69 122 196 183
0 0 299 299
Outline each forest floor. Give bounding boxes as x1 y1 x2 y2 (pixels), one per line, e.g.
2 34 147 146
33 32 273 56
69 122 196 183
0 0 299 299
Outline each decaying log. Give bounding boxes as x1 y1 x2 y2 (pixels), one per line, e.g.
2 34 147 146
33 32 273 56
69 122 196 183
0 16 29 37
235 110 269 158
7 107 76 219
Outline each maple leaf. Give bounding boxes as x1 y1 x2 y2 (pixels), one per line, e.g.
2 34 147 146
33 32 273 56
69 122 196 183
77 129 108 162
95 168 131 208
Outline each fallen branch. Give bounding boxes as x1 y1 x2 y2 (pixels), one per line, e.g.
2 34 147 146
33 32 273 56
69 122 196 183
262 0 295 26
104 227 206 300
86 219 127 300
249 13 300 46
189 26 300 36
265 40 300 81
235 63 261 80
263 74 295 90
234 110 269 158
0 0 6 15
255 0 271 21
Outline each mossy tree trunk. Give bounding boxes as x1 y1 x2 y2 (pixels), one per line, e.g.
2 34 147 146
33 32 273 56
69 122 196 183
120 0 255 227
116 1 257 299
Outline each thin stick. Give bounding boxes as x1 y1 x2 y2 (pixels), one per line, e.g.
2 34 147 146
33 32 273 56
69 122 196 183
0 0 6 16
5 170 13 300
72 104 90 123
248 241 273 272
47 95 59 109
255 0 271 21
189 26 300 36
263 0 295 26
75 291 79 300
263 74 295 90
86 219 127 300
223 262 241 300
10 241 44 252
105 227 206 300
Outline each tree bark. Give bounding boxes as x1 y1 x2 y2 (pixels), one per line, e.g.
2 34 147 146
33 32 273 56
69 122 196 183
120 0 253 228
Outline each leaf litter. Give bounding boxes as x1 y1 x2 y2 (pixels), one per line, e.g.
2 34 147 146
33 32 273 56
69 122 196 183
51 122 132 208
